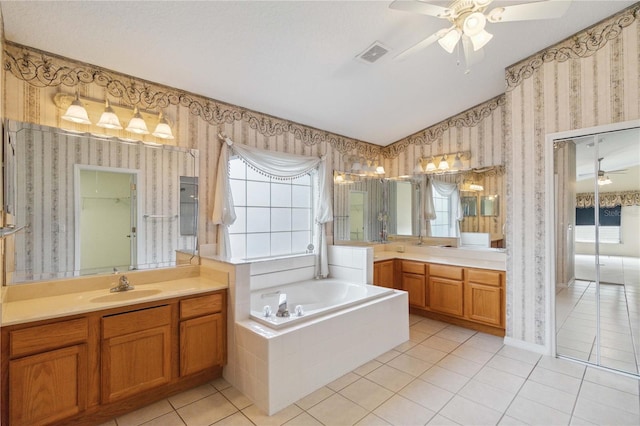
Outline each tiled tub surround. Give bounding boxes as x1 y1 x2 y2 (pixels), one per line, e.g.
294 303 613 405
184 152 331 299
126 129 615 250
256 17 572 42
211 246 410 415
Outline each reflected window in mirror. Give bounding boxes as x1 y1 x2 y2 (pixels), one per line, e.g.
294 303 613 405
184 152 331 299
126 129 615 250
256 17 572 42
480 195 499 217
461 196 478 217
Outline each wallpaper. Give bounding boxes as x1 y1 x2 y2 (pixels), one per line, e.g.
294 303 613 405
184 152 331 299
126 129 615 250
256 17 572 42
505 4 640 347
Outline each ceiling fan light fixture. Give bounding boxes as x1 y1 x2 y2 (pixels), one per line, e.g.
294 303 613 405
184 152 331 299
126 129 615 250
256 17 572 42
474 0 493 7
438 28 461 53
487 7 505 23
463 12 487 37
469 29 493 51
598 175 612 186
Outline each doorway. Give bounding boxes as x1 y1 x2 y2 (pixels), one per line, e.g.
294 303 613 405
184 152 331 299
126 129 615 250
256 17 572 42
554 125 640 376
349 190 367 241
75 166 140 275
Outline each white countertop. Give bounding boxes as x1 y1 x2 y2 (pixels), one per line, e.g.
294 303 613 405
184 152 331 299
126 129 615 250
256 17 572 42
2 276 227 326
373 250 506 271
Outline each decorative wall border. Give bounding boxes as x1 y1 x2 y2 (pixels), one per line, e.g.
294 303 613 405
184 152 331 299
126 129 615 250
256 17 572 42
576 191 640 208
382 95 505 159
506 3 640 91
3 41 382 159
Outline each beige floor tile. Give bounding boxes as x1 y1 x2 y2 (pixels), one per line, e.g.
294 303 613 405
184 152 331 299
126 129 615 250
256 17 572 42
295 386 334 410
421 335 462 352
436 354 484 377
365 364 415 392
578 380 640 415
177 393 238 426
583 366 639 395
210 377 233 391
398 378 454 412
409 327 431 343
242 404 303 426
465 333 505 353
574 393 640 425
354 359 384 376
340 377 394 411
485 354 535 378
377 349 403 362
497 345 542 365
536 356 586 379
426 414 461 425
283 412 323 426
354 413 392 426
506 396 571 426
435 326 476 343
373 395 435 426
405 344 449 364
451 344 495 364
98 421 117 426
518 380 577 414
141 411 186 426
212 412 254 426
392 340 418 353
498 415 529 425
221 386 253 410
168 384 217 409
458 379 516 412
568 415 598 425
327 372 361 391
439 395 502 426
474 366 526 393
528 366 582 395
307 393 368 425
116 399 175 426
387 353 433 376
419 365 470 393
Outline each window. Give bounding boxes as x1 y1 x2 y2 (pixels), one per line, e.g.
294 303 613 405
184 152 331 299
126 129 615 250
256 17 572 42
228 157 315 259
575 206 621 244
430 189 454 237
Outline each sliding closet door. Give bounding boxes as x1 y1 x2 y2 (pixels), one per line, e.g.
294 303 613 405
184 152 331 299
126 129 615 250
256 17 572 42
556 127 640 376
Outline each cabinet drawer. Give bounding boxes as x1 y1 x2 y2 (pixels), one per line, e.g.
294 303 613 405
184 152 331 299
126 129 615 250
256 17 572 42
467 269 503 287
10 318 88 358
402 261 425 275
103 305 171 339
429 264 463 280
180 293 223 319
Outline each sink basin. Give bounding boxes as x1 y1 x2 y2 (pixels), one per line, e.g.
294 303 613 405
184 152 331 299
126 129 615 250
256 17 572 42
90 289 162 303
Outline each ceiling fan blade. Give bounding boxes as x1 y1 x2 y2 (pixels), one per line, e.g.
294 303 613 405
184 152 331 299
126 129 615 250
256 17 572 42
487 0 571 23
389 0 451 18
394 31 441 61
462 36 485 67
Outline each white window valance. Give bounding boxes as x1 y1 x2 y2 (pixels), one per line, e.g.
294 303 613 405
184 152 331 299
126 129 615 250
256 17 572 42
212 137 333 277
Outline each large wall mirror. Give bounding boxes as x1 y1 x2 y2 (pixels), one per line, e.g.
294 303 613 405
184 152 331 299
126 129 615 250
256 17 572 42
4 121 199 284
333 167 505 246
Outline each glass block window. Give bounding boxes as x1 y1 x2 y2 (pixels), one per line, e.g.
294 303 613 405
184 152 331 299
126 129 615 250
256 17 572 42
228 157 315 259
430 188 454 237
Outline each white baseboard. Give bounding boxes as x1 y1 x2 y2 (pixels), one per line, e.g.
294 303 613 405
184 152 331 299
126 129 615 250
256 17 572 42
503 337 551 355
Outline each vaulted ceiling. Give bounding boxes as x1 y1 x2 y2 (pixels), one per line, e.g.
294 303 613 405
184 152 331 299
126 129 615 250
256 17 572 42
1 1 635 145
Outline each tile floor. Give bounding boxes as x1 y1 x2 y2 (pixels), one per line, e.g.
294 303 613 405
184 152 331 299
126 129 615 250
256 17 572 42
100 316 640 426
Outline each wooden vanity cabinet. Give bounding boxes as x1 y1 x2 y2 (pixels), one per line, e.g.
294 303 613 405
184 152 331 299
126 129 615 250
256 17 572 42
428 264 464 317
6 318 89 426
1 289 227 425
465 268 505 327
401 261 427 308
373 260 395 288
179 293 226 376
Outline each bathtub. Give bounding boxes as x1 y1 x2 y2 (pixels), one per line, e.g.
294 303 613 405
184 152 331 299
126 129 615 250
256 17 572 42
250 278 394 329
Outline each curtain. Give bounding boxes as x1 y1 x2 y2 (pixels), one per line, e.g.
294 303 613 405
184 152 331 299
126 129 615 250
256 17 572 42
211 137 332 276
426 178 463 237
211 140 236 258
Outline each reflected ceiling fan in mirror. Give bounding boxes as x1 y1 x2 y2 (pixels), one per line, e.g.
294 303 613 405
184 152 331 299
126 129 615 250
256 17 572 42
390 0 572 64
579 157 628 186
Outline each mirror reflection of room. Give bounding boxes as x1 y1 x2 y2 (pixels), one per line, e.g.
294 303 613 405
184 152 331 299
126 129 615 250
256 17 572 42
555 126 640 375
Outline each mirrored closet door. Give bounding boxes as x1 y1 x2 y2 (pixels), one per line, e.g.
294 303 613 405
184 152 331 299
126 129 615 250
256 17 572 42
555 126 640 376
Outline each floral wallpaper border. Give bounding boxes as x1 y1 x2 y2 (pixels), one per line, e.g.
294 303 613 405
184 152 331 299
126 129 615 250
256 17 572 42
576 191 640 208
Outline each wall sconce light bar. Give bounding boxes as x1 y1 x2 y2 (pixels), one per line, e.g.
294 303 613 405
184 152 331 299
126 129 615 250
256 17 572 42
54 93 174 140
415 151 471 174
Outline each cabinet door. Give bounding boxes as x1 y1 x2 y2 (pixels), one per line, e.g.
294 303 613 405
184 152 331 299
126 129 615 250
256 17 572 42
374 260 395 288
102 325 171 403
465 283 503 326
402 273 426 308
9 344 87 426
180 313 224 376
429 277 464 317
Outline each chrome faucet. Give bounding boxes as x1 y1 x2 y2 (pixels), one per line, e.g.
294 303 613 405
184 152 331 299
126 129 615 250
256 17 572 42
275 293 290 317
110 274 135 293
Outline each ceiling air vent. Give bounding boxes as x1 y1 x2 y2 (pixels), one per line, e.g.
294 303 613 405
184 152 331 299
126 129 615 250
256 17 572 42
356 42 390 64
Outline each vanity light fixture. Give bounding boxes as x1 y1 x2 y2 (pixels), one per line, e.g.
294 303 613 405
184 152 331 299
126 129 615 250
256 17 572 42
96 99 123 130
61 92 91 125
125 107 150 135
452 153 464 170
415 151 471 174
470 183 484 191
152 111 174 139
438 155 450 171
375 165 386 175
425 157 437 172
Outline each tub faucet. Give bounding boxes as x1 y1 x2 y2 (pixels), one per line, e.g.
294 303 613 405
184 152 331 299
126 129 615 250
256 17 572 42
110 274 135 293
276 293 290 317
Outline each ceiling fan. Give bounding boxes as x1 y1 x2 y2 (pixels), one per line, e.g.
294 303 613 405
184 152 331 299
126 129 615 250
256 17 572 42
390 0 572 62
579 157 628 186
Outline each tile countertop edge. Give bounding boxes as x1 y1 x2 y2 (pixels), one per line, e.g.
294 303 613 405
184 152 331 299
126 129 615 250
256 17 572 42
1 277 228 327
373 251 506 271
